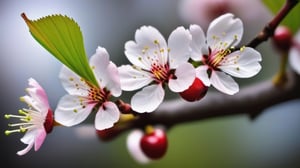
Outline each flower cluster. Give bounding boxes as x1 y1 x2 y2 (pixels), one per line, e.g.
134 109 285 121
5 13 264 162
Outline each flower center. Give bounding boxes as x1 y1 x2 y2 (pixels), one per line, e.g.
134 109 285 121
204 37 238 69
151 63 170 83
4 108 46 135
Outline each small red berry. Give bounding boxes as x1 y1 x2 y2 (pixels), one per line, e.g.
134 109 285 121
179 77 208 102
140 128 168 159
272 26 293 53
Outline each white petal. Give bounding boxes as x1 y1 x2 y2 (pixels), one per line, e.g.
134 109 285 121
54 95 94 127
289 46 300 74
95 101 120 130
207 13 243 50
21 95 40 113
219 47 262 78
125 26 168 70
168 63 195 92
20 129 37 144
210 71 239 95
131 84 165 113
118 65 153 91
195 66 211 86
89 46 110 86
189 24 209 61
168 26 192 68
126 129 151 164
59 66 90 96
17 139 34 156
105 62 122 96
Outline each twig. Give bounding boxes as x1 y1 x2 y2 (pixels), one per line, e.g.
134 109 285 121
247 0 299 48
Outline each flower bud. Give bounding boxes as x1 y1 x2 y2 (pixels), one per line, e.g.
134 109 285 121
272 26 293 53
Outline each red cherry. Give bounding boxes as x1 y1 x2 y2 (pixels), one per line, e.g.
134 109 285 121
179 77 208 102
272 26 293 53
140 128 168 159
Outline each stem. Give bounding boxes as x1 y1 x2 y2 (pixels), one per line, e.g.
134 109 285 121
247 0 299 48
272 52 288 87
108 71 300 139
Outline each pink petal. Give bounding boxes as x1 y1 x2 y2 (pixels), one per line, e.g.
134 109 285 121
34 129 47 151
27 78 50 111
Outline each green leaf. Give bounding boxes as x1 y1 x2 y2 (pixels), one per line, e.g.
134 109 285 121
21 13 98 86
262 0 300 34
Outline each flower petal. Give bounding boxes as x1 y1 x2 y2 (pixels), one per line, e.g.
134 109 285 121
89 46 110 86
54 95 94 127
34 128 47 151
125 26 168 70
17 139 34 156
27 78 50 112
89 47 122 96
169 63 195 92
168 26 192 68
219 47 262 78
59 66 90 96
210 71 239 95
118 65 153 91
106 62 122 96
195 65 211 86
207 13 243 50
289 46 300 74
126 129 151 164
131 84 165 113
289 30 300 74
189 24 209 61
95 101 120 130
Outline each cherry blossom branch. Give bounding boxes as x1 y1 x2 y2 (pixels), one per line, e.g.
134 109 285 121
107 71 300 138
247 0 299 48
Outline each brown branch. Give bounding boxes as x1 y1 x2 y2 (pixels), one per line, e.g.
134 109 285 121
105 71 300 138
247 0 299 48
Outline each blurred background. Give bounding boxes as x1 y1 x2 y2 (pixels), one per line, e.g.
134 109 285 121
1 0 300 167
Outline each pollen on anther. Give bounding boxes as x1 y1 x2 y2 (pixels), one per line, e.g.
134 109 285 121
154 40 159 44
240 46 245 51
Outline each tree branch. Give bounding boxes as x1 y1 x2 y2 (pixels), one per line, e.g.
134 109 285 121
247 0 299 48
120 71 300 132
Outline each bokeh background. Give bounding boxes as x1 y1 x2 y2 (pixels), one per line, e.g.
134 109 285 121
1 0 300 167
